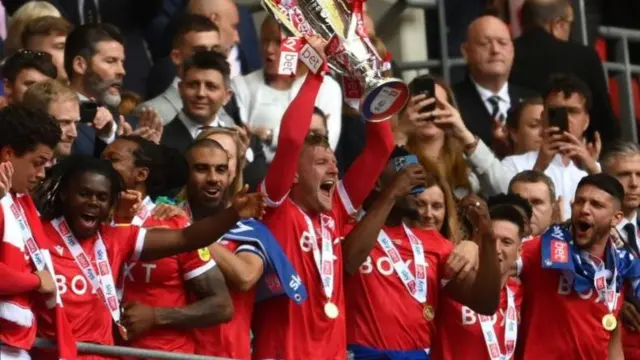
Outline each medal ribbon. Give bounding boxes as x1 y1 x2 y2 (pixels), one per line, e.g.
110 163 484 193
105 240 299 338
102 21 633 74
131 196 155 226
51 217 122 326
5 196 46 272
376 223 427 303
579 246 619 315
478 285 517 360
298 208 334 302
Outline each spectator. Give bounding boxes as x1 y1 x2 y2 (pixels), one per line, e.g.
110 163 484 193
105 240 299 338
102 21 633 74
5 1 61 57
505 97 544 155
502 74 600 218
136 14 221 125
401 75 480 198
231 16 343 163
453 15 536 155
21 15 72 83
507 170 557 237
510 0 617 144
22 79 80 159
196 127 245 196
2 49 57 104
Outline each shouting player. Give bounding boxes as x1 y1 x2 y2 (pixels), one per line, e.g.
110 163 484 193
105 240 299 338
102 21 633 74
0 106 62 360
101 136 234 355
344 151 501 359
251 37 397 359
432 194 530 360
518 173 640 359
30 155 264 359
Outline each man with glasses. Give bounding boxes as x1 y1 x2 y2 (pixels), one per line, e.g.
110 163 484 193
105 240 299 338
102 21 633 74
2 50 57 105
510 0 617 144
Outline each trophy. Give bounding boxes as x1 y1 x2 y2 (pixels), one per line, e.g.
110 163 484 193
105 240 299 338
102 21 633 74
262 0 410 122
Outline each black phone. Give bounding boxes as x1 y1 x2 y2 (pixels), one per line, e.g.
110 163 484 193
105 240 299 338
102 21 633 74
547 107 569 133
409 75 436 114
79 102 98 124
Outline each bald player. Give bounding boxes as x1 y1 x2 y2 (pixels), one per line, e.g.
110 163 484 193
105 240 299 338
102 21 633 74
452 15 535 149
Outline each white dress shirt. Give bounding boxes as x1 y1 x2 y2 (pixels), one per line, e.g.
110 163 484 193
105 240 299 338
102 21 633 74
231 69 343 162
227 46 242 79
501 151 597 220
617 211 639 245
471 79 511 122
177 111 225 139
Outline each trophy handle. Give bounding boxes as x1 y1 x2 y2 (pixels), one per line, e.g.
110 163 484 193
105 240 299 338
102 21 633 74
360 78 410 122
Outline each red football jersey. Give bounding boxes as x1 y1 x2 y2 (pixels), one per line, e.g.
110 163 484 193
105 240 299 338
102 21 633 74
623 327 640 360
120 215 214 354
345 225 453 351
431 278 523 360
33 222 145 360
252 187 354 360
194 239 258 359
517 237 624 360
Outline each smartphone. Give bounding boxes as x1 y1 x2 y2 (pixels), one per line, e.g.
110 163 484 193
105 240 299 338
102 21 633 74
392 154 425 195
409 75 436 115
79 102 98 124
547 107 569 134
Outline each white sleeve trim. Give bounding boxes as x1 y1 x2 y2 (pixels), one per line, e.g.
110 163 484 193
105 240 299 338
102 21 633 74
183 260 216 281
337 181 357 216
130 228 147 262
260 181 289 208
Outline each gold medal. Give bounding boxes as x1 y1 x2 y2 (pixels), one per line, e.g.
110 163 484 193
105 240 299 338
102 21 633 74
324 302 339 319
423 305 435 321
602 313 617 331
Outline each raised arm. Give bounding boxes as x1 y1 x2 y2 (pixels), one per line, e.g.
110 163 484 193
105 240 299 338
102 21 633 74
341 120 395 211
121 266 233 339
210 243 265 291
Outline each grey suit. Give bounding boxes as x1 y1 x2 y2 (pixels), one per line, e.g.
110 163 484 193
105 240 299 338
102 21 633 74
135 81 182 125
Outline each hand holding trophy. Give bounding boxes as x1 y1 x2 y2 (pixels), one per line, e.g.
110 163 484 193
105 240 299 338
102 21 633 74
262 0 409 121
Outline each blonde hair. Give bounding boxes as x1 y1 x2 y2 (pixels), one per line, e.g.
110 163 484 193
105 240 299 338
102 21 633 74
22 79 79 112
196 127 245 195
6 2 62 56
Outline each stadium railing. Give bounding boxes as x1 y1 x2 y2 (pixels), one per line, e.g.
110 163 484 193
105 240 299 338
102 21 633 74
31 338 235 360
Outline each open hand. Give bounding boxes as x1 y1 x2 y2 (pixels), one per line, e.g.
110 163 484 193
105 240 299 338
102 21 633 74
622 301 640 332
136 108 164 144
0 162 14 199
121 301 156 340
231 185 266 219
585 131 602 162
116 115 133 137
91 106 116 138
444 240 479 281
558 132 600 174
151 204 189 220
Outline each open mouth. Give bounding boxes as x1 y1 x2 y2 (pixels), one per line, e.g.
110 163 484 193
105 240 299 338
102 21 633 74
575 220 592 234
202 186 222 200
319 180 335 198
78 213 98 229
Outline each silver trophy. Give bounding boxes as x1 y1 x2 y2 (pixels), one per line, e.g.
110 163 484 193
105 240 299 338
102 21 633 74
262 0 409 122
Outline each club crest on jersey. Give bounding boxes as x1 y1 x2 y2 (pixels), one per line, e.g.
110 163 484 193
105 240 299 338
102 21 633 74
551 239 569 263
198 247 211 261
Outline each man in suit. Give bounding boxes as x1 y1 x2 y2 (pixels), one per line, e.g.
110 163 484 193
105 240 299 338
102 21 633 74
510 0 618 144
161 50 267 190
135 14 221 125
453 15 536 156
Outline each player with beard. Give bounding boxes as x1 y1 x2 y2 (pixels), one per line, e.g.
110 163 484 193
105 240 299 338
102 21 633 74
100 136 233 356
0 106 64 360
516 173 640 359
30 155 265 360
432 195 530 360
343 150 501 359
250 37 401 359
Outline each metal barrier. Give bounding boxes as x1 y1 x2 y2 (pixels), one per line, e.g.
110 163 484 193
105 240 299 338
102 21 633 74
32 338 234 360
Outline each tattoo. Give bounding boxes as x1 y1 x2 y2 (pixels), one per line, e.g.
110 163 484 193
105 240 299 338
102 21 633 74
154 266 234 328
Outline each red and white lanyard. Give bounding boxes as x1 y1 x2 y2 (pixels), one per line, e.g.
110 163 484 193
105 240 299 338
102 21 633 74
377 223 427 303
298 208 334 302
581 250 619 314
4 195 46 272
131 196 155 226
478 285 517 360
51 217 122 325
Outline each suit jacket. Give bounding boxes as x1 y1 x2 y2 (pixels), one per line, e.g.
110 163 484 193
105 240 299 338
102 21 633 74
72 105 139 157
136 81 181 125
452 76 537 146
510 27 619 143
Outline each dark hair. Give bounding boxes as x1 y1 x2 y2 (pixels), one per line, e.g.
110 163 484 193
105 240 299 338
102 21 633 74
172 14 220 49
543 73 592 111
488 193 533 222
64 23 124 80
577 173 625 204
508 170 557 201
116 136 188 199
489 203 528 238
506 97 544 130
182 50 230 86
38 155 124 220
0 105 61 155
22 16 73 47
520 0 571 30
2 49 57 83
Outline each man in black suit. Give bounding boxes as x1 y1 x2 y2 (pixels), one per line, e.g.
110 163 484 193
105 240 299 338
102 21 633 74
453 15 536 155
510 0 618 143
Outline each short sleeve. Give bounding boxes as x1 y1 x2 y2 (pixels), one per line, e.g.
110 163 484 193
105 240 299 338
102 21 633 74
520 237 541 282
116 225 147 262
220 239 267 266
178 249 216 281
